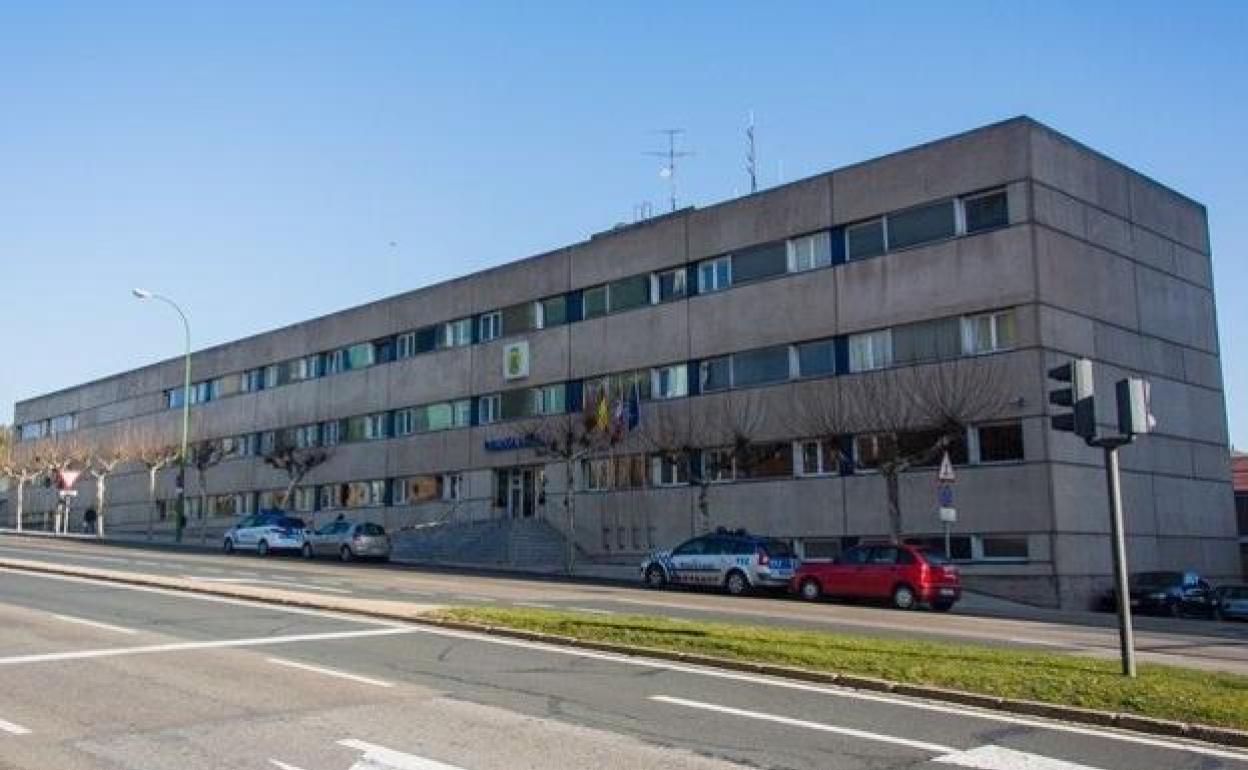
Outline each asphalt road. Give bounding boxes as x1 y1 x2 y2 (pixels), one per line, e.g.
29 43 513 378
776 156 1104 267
1 535 1246 675
2 566 1247 770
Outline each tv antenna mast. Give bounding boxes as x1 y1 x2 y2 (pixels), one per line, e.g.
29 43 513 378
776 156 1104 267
746 111 758 194
645 129 694 212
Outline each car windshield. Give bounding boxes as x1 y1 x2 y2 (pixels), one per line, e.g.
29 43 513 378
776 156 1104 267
279 517 306 530
918 548 950 565
762 539 794 558
1131 572 1183 589
358 523 386 536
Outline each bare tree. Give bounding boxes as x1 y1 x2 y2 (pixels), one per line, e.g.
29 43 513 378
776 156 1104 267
189 440 224 545
131 427 180 541
34 435 90 533
263 442 333 511
0 427 42 531
86 438 130 538
840 357 1015 543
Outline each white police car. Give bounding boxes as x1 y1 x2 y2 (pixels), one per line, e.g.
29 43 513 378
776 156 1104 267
641 529 797 595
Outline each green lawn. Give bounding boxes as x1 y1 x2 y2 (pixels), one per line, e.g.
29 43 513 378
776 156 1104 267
432 606 1248 730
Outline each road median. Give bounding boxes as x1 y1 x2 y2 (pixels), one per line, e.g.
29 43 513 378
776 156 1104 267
3 556 1247 750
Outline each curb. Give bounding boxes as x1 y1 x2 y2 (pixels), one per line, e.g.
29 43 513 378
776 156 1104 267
2 557 1247 751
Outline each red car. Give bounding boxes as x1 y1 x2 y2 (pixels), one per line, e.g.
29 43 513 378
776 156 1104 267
791 543 961 611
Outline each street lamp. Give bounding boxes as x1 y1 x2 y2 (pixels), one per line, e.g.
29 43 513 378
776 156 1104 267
132 288 192 543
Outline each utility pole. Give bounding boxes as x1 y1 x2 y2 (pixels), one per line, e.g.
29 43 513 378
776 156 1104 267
645 129 694 212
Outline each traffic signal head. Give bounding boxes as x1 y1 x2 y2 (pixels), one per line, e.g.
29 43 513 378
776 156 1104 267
1116 378 1156 437
1048 358 1096 441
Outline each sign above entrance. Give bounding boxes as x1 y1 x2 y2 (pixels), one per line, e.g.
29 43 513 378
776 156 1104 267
484 433 540 452
503 341 529 380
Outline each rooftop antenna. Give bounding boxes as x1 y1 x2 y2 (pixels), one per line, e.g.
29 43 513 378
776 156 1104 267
746 111 758 194
645 129 694 212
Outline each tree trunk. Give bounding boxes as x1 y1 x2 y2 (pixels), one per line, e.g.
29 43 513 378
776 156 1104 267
95 475 107 537
697 483 710 534
146 467 159 541
199 486 209 545
564 458 575 575
885 466 902 544
15 478 25 531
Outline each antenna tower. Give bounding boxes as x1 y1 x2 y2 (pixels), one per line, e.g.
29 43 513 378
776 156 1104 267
645 129 694 212
746 111 758 194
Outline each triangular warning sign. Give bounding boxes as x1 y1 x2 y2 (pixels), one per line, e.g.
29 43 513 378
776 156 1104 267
937 452 956 483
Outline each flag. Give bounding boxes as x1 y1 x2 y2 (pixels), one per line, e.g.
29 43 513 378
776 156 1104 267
594 390 610 433
627 378 642 431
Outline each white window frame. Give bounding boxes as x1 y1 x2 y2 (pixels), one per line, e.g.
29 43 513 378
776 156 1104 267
650 268 688 304
394 409 413 436
452 399 472 427
786 231 832 273
441 472 464 501
794 439 837 477
396 332 416 359
969 421 1025 465
322 420 341 446
478 312 501 342
478 394 501 425
961 310 1016 355
845 217 888 260
651 455 688 487
848 329 893 372
444 318 472 348
700 447 736 483
651 364 688 400
697 256 732 293
957 188 1009 235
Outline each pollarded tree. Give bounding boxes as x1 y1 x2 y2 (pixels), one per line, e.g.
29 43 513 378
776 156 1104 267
33 434 90 533
839 357 1016 543
263 442 333 512
130 426 180 541
87 438 131 538
189 440 224 545
0 427 42 531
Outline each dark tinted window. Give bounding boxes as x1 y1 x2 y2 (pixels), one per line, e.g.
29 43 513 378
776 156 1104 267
869 547 900 565
541 296 567 327
763 539 795 558
918 548 949 565
1132 572 1183 589
839 547 869 565
733 346 791 387
739 442 794 479
718 537 750 556
657 269 686 301
796 339 836 377
357 523 386 536
846 219 885 260
979 423 1024 462
700 357 731 392
280 517 305 530
965 191 1009 233
673 538 706 556
609 275 650 312
583 286 607 319
732 242 788 283
887 200 956 249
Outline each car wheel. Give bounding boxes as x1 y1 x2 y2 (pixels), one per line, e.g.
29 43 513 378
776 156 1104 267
1168 602 1183 619
799 578 822 602
892 584 916 611
644 565 667 589
340 545 354 563
223 538 234 554
724 570 749 596
257 540 269 557
301 543 313 560
931 601 954 612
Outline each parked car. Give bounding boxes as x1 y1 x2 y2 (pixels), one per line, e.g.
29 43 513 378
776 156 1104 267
1100 571 1218 618
791 543 961 611
223 511 307 556
1214 585 1248 621
302 520 391 562
640 529 798 595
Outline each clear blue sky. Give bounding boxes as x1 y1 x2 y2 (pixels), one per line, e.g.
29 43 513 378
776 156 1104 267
2 2 1245 445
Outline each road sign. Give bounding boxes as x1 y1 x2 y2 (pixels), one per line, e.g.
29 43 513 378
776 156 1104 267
56 470 82 490
937 485 954 508
937 452 956 483
939 506 957 524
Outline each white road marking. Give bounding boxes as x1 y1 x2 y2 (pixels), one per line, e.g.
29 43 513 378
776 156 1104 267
452 595 495 603
394 622 1248 763
934 744 1107 769
515 602 557 609
49 613 138 635
565 607 615 615
0 717 31 735
339 739 469 769
269 761 310 770
0 627 414 666
181 575 354 594
1005 637 1069 648
0 566 404 626
267 657 394 687
650 695 954 754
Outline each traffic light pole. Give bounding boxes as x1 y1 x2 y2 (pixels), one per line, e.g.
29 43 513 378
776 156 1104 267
1094 435 1136 678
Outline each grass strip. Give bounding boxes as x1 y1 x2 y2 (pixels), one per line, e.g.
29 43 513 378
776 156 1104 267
431 605 1248 730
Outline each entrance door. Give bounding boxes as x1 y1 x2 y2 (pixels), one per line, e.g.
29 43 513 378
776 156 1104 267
501 467 541 519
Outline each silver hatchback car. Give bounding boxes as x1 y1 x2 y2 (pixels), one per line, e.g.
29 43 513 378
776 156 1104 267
302 520 391 562
641 529 797 595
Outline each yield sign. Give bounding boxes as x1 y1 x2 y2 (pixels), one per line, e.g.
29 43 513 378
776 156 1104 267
937 452 956 483
56 470 83 490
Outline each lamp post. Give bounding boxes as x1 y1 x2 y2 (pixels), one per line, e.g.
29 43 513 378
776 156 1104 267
132 288 191 543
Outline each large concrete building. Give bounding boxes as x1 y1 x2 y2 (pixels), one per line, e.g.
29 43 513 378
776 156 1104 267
6 117 1237 607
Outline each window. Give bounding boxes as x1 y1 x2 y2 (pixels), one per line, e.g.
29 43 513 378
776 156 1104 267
846 218 885 260
442 472 464 501
342 480 386 508
260 431 277 455
213 375 241 398
18 421 45 440
978 535 1029 561
425 402 455 431
49 414 77 434
478 311 502 342
264 364 282 389
582 285 608 319
443 318 473 348
345 343 374 370
795 339 836 378
886 199 956 250
500 388 535 420
652 364 688 399
962 310 1016 355
608 275 650 313
501 303 538 336
478 394 501 425
732 345 791 387
732 242 788 284
364 413 388 440
293 423 320 449
394 409 413 436
324 350 345 375
788 231 832 272
533 384 566 415
396 332 416 359
242 368 265 392
697 256 731 293
898 429 968 467
854 433 896 470
848 329 893 372
397 476 440 504
738 442 793 479
701 448 735 482
581 458 611 492
287 356 318 382
963 189 1008 234
539 296 567 328
906 535 973 561
975 422 1024 463
796 439 840 476
652 453 690 486
652 268 687 303
322 420 341 446
699 356 731 393
292 487 316 512
892 317 962 365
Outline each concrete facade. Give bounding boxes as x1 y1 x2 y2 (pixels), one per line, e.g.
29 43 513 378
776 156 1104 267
6 117 1236 608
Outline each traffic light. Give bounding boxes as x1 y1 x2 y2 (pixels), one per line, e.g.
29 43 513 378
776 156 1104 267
1049 358 1096 440
1116 378 1156 436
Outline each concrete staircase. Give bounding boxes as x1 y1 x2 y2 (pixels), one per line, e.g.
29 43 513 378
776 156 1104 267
391 517 571 572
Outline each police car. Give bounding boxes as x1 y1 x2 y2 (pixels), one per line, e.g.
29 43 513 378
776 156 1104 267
640 529 798 595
